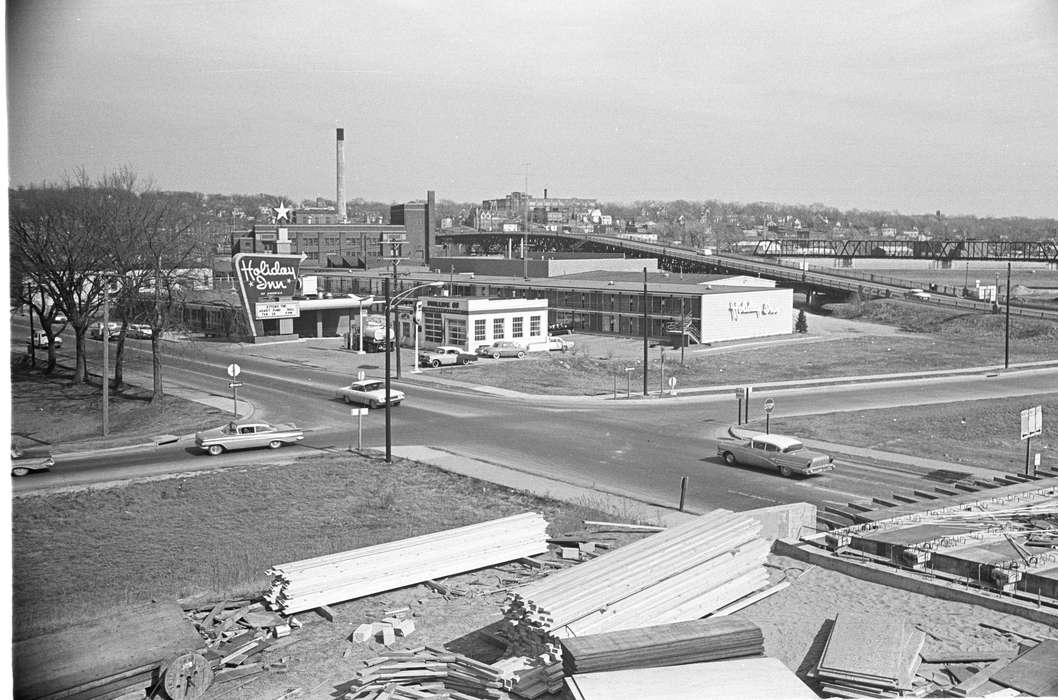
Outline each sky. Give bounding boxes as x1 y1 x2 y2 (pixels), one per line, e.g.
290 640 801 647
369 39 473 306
5 0 1058 218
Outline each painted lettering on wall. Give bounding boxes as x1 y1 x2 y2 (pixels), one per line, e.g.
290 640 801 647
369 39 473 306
729 300 781 321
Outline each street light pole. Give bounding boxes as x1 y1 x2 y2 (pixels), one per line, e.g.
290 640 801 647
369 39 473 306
384 277 392 463
384 281 445 464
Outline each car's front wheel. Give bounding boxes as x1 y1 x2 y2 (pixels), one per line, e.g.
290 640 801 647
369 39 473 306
460 358 472 365
430 359 441 368
369 400 379 409
516 351 526 359
342 395 351 404
722 452 737 466
207 444 224 456
11 466 30 477
779 465 794 478
492 352 501 359
268 440 282 449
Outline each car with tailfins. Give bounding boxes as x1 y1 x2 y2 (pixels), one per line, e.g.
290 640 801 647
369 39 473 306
334 379 405 408
194 421 304 456
418 345 478 368
716 433 835 478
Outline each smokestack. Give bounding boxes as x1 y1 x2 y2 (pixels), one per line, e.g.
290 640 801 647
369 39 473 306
336 127 347 223
425 190 435 266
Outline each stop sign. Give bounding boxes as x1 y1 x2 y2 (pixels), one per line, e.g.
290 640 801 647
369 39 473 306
764 398 775 414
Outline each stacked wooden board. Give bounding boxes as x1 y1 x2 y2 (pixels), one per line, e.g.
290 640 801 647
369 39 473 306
267 512 549 614
342 647 512 699
812 612 926 697
502 509 769 654
559 616 764 675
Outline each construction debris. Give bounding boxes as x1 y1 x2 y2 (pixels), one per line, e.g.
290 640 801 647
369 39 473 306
266 513 549 614
341 646 513 699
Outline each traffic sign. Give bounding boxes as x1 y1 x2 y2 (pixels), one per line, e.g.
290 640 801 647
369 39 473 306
228 382 243 388
227 363 241 378
357 370 366 381
764 398 775 414
1021 406 1043 440
351 407 369 416
735 387 745 399
668 376 677 389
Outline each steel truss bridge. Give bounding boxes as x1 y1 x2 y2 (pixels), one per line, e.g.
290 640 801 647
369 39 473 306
434 230 1058 319
748 238 1058 262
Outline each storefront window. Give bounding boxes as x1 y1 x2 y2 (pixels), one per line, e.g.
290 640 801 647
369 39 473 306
493 318 505 339
474 319 487 342
530 315 541 336
512 316 524 337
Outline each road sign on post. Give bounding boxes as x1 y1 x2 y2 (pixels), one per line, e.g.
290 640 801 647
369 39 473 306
226 364 242 418
1021 406 1043 475
764 398 775 434
743 386 753 424
764 398 775 414
227 363 241 378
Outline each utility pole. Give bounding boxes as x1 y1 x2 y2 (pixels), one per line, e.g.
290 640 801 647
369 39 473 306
1004 262 1011 369
642 267 649 396
393 259 402 379
102 287 110 436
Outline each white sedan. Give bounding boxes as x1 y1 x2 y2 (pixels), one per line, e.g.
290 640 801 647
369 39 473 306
335 379 405 408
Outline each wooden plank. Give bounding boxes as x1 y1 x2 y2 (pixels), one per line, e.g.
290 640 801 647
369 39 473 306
932 486 960 496
872 497 900 508
919 650 1013 663
951 656 1016 695
15 603 204 700
912 490 941 500
990 639 1058 696
845 501 875 513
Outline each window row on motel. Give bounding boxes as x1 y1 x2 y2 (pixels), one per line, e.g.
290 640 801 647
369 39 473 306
419 312 545 346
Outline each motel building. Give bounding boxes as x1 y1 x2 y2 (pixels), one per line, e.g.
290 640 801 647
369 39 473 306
309 258 793 348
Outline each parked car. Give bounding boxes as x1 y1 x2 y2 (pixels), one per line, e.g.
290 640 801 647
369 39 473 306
548 322 575 336
31 331 62 349
716 433 835 478
545 336 575 352
475 341 528 359
335 379 405 408
89 321 122 340
11 445 55 477
195 421 304 456
419 345 478 368
52 313 68 325
905 289 931 301
127 323 153 339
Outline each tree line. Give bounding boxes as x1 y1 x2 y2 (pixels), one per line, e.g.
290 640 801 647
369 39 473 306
9 169 222 404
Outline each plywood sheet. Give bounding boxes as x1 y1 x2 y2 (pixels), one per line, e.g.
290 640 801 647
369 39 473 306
990 639 1058 697
565 657 817 700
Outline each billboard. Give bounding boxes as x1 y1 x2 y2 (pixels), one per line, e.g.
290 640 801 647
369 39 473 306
232 253 305 335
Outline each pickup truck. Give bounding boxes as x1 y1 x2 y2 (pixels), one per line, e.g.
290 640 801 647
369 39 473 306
716 433 835 478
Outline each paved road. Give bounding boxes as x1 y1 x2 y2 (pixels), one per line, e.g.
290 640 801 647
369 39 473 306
15 327 1057 517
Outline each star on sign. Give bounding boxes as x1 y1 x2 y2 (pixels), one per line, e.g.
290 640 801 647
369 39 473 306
274 202 292 222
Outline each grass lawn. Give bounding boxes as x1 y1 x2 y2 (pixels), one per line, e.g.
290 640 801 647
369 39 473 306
12 454 620 641
760 394 1057 473
434 299 1058 395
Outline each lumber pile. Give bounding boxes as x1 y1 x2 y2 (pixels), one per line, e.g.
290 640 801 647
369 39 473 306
559 616 764 675
492 654 565 699
267 512 550 614
184 599 301 685
811 612 926 697
341 646 513 699
502 510 770 655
